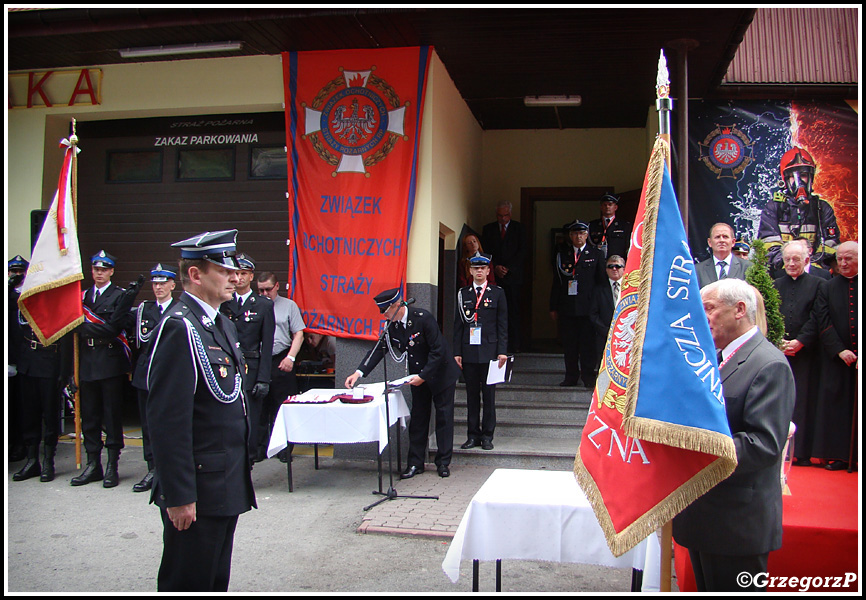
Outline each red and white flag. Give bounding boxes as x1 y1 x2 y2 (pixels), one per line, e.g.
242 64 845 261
18 138 84 345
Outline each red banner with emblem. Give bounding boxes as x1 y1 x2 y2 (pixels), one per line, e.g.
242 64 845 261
282 47 432 340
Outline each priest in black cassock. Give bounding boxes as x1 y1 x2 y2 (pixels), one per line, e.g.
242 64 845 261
773 242 824 465
810 241 858 471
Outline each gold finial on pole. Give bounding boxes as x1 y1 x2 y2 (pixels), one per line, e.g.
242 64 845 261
655 50 673 138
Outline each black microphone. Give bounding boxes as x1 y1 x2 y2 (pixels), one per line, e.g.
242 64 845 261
401 297 416 307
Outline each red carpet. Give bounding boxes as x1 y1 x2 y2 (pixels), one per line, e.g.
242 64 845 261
675 465 859 592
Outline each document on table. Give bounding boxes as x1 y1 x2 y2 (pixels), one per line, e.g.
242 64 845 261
486 355 514 385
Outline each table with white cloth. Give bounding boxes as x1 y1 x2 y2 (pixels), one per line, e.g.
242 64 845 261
442 468 661 592
267 383 410 491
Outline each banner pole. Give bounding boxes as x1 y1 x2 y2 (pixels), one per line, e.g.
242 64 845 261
70 119 83 469
655 50 674 593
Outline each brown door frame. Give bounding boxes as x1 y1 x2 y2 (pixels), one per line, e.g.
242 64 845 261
519 186 612 352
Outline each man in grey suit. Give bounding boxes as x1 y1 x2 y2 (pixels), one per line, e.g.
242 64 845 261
696 223 753 288
673 278 795 591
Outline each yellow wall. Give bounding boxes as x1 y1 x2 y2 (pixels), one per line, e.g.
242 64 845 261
479 128 648 223
409 52 483 284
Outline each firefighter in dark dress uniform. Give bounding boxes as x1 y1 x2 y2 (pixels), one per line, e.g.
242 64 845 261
588 193 633 260
12 252 74 483
8 255 29 463
71 251 141 488
453 253 508 450
550 221 606 388
219 252 274 465
345 288 461 478
129 264 179 492
146 230 256 592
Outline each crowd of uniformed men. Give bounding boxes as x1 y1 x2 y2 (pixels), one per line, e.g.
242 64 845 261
8 247 315 489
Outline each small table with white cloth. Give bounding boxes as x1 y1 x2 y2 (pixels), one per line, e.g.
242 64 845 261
442 468 661 592
267 383 410 492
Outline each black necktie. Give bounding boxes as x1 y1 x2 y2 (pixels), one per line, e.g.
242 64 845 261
718 260 727 279
158 304 164 315
476 286 483 299
612 281 619 300
717 349 724 364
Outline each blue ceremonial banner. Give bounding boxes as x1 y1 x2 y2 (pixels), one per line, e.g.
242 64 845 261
575 137 737 557
626 157 731 437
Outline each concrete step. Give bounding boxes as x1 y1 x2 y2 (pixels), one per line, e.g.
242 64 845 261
508 353 567 371
458 383 593 404
454 404 589 423
453 417 586 439
436 435 581 470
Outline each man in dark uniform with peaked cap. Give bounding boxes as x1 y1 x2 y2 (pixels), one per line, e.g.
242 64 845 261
8 255 29 463
129 263 180 492
345 288 460 478
550 220 606 388
146 230 256 592
72 250 141 488
220 252 274 465
588 193 633 260
453 252 508 451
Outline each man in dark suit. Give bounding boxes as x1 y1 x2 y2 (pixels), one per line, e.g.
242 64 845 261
129 264 180 492
481 201 525 353
588 193 633 260
453 253 508 451
811 240 858 471
345 288 461 478
219 253 274 465
696 223 753 288
146 230 256 592
549 220 606 388
673 278 795 591
589 255 625 370
72 251 140 488
773 242 824 466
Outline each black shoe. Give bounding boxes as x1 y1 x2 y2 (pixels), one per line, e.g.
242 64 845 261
481 440 494 450
400 465 424 479
40 446 56 482
825 460 848 471
12 447 41 482
793 458 813 467
132 469 155 492
460 439 478 449
559 380 579 387
71 458 104 486
103 449 120 488
437 465 450 478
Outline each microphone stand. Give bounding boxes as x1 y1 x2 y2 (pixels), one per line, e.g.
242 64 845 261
364 307 438 511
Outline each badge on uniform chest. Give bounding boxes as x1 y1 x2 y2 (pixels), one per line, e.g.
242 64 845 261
469 325 482 345
568 279 579 295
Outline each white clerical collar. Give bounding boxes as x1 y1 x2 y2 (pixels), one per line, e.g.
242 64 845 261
721 326 758 362
186 292 219 322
